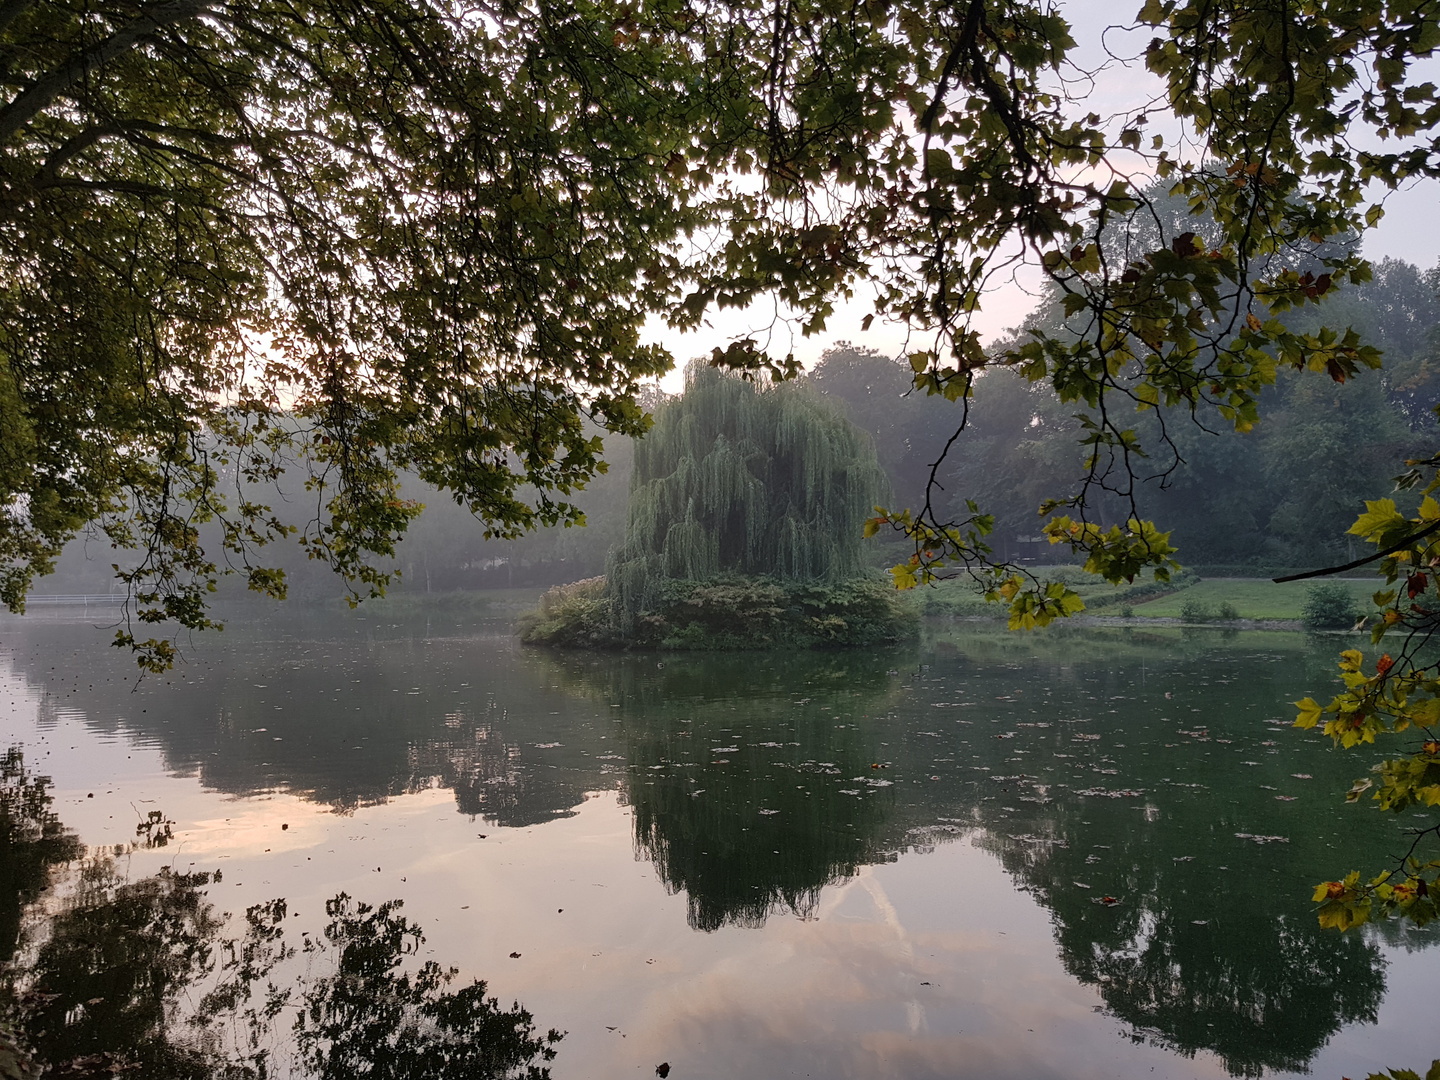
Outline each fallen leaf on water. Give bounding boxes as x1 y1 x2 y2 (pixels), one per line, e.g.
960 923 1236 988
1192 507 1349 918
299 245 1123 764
509 952 521 959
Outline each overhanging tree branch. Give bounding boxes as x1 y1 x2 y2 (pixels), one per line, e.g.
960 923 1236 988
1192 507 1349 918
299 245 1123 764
1273 518 1440 583
0 0 214 145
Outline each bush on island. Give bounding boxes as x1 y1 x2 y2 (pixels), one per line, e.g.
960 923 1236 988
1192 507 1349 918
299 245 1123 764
519 573 916 650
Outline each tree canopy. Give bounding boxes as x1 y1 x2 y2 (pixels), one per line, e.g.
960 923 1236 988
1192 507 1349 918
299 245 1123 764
4 0 1439 664
0 0 692 665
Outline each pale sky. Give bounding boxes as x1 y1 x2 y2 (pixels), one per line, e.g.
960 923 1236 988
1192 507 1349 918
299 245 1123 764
644 1 1440 392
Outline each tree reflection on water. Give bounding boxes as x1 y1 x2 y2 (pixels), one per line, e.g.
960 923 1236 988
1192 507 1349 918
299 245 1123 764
547 641 1399 1077
0 750 561 1079
978 825 1385 1077
552 650 902 931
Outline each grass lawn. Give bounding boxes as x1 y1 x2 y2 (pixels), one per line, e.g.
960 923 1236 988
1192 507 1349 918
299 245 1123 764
1131 577 1376 620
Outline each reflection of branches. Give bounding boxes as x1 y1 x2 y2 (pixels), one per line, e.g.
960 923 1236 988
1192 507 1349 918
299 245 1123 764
0 749 562 1078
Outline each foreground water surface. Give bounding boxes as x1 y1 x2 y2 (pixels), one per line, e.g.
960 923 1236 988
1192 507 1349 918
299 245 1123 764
0 604 1436 1078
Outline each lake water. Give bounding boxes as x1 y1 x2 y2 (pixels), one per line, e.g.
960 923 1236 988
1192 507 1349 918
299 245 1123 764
0 605 1436 1078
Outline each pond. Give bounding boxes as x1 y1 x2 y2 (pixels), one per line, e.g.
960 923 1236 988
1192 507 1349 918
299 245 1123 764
0 605 1435 1078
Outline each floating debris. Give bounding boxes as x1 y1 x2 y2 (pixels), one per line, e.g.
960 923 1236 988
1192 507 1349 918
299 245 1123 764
1234 832 1289 844
1075 787 1146 798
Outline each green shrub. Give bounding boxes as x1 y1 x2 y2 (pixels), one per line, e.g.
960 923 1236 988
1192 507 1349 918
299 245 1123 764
1179 596 1213 622
517 577 609 645
1178 597 1243 623
1301 582 1362 630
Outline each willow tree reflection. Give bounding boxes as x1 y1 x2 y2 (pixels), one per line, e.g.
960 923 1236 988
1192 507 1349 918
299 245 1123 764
0 750 561 1079
546 649 905 930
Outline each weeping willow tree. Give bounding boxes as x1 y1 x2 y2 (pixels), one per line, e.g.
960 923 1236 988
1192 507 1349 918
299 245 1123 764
607 365 888 623
520 364 910 648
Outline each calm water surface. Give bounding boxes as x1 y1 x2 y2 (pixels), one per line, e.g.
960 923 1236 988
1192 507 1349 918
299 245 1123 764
1 606 1436 1078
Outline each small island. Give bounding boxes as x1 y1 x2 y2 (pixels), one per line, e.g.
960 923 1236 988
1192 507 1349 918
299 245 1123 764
520 365 916 650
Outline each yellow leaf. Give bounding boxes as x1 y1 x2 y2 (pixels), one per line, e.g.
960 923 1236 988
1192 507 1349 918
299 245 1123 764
1347 499 1403 540
1294 697 1324 729
890 563 918 590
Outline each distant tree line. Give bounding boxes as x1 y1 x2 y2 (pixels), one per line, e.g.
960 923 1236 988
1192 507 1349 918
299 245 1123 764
36 255 1440 598
810 254 1440 575
401 245 1439 588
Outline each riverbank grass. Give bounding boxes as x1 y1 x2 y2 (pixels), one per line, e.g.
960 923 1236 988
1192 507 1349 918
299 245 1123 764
1130 578 1374 621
